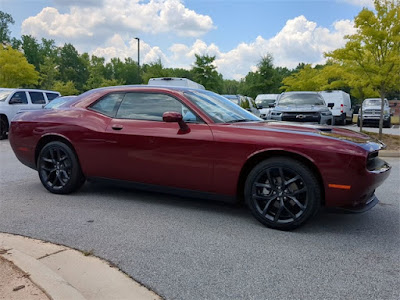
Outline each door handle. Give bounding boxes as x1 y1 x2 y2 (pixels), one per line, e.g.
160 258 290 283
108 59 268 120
111 124 123 130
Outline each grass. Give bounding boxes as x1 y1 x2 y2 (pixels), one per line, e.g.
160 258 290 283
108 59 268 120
362 131 400 151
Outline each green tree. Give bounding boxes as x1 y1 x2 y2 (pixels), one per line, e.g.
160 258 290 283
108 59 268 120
52 81 79 95
192 54 223 92
239 55 290 97
222 79 240 94
58 43 89 92
39 57 59 90
0 46 39 87
21 35 41 70
0 11 14 43
141 59 169 84
281 64 324 91
326 0 400 138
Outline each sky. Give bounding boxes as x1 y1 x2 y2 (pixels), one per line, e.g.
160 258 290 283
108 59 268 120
1 0 375 80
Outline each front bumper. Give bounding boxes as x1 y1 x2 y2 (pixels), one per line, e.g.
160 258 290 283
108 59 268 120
334 193 379 213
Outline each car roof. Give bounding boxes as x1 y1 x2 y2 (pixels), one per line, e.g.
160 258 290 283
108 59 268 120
0 88 60 93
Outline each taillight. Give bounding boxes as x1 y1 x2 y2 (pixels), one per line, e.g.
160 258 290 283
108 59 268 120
340 104 344 113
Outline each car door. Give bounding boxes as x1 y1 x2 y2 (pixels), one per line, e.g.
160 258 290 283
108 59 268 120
6 91 29 123
104 92 215 192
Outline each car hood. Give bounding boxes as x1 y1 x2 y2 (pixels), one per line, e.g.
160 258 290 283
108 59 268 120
274 105 329 112
226 121 385 151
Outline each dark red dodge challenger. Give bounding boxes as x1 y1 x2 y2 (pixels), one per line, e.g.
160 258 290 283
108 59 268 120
9 86 391 230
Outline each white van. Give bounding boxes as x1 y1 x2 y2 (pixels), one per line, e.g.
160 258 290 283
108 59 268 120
320 90 353 125
0 88 61 139
148 77 205 90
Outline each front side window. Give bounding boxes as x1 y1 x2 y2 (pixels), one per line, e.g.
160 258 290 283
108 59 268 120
90 93 125 117
116 93 200 122
29 92 46 104
9 92 28 104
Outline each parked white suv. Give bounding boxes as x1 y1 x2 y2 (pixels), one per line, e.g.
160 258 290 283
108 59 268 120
0 88 60 139
320 90 353 125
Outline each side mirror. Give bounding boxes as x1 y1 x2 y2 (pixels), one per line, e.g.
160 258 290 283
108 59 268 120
9 98 23 105
257 105 263 109
163 112 189 132
328 103 334 108
268 103 275 108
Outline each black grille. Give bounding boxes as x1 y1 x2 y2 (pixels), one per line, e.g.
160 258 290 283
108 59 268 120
281 112 321 122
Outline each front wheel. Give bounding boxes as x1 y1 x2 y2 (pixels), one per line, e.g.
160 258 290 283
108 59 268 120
244 157 321 230
38 141 85 194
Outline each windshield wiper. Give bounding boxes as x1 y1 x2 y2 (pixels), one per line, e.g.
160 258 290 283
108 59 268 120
225 119 252 123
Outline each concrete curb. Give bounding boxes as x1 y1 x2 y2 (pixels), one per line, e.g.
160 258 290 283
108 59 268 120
379 150 400 157
0 233 161 300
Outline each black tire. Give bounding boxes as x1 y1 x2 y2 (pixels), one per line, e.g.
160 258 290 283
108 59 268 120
0 117 8 140
244 157 321 230
384 117 391 128
37 141 85 194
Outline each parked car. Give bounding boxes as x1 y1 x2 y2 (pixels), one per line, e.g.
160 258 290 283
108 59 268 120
269 91 333 125
358 98 392 128
222 94 260 117
320 90 353 125
255 94 279 119
0 88 61 139
9 86 391 230
148 77 205 89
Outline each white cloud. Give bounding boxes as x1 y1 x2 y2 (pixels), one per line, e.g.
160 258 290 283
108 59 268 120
90 15 356 80
340 0 374 7
22 0 214 42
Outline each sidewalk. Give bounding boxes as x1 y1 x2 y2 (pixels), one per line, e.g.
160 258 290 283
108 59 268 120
0 233 161 300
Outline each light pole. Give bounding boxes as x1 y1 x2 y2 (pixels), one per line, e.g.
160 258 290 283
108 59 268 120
134 37 140 83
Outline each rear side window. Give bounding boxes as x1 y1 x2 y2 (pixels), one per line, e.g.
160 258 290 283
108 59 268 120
116 93 186 121
90 93 125 117
29 92 46 104
46 93 59 101
9 92 28 104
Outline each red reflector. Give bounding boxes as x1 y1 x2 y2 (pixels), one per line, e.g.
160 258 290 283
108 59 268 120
329 184 351 190
340 104 344 113
17 147 29 152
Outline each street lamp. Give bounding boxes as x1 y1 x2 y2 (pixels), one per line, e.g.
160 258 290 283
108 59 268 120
134 37 140 67
134 37 140 83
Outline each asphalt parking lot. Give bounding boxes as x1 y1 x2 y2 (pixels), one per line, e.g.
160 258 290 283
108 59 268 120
0 139 399 300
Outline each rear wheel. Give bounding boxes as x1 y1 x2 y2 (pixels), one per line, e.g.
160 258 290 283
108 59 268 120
0 116 8 140
38 141 85 194
244 157 321 230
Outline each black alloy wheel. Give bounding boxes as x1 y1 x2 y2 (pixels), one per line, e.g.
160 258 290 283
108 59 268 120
245 157 321 230
38 141 85 194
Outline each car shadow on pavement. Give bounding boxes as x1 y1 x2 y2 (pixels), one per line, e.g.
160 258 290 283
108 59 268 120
70 180 398 236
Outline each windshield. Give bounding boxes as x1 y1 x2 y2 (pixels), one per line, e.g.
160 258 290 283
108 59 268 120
185 90 261 123
363 99 382 106
256 99 275 107
0 90 12 102
278 93 325 106
44 96 75 109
